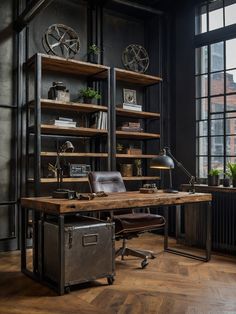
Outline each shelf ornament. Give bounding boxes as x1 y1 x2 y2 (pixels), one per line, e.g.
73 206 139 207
122 44 149 73
42 24 80 59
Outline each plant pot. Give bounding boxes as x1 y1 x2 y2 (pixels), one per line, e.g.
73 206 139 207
83 97 93 104
208 174 220 186
88 53 98 64
232 178 236 187
222 178 230 187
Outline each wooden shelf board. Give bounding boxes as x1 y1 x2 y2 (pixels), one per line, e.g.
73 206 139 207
36 125 108 137
122 176 160 181
116 154 157 158
40 152 108 157
116 130 160 140
29 99 107 113
28 177 88 183
116 108 160 119
115 68 162 86
27 53 109 78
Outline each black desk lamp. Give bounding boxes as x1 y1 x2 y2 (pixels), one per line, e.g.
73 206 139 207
52 140 75 199
150 147 195 194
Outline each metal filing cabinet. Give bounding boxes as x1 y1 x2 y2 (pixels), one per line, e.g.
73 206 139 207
43 216 115 292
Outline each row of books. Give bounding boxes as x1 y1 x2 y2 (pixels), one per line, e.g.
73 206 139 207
117 122 143 132
90 111 108 130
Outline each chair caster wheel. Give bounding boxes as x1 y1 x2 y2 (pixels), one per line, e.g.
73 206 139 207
107 276 115 285
65 286 70 294
141 259 148 269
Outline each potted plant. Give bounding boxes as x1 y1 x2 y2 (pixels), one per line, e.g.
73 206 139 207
208 168 221 186
117 143 124 153
226 162 236 187
79 87 101 104
88 44 101 64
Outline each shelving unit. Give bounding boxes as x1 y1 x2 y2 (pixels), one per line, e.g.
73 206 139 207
110 67 162 183
26 53 110 196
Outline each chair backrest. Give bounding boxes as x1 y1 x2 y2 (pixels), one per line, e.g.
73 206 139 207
88 171 126 193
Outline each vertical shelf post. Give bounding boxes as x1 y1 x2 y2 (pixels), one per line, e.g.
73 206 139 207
34 54 42 196
109 68 116 171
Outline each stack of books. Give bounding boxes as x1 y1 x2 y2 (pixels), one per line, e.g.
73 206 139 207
90 112 108 130
117 103 142 112
50 117 77 128
118 122 143 132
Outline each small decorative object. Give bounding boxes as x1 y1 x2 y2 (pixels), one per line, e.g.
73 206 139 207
117 143 124 153
120 164 133 177
88 43 101 63
48 82 70 102
208 168 221 186
123 89 137 105
79 87 101 104
68 164 91 177
226 162 236 187
42 24 80 59
118 122 143 132
222 176 230 187
122 44 149 73
140 183 158 193
126 145 142 155
48 163 57 178
134 159 142 176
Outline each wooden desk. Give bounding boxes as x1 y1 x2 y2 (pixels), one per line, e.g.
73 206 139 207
21 191 212 294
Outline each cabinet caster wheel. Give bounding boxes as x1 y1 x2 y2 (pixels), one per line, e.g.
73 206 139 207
65 286 70 294
107 276 115 285
141 259 148 269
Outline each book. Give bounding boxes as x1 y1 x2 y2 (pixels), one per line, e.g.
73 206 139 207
117 103 142 112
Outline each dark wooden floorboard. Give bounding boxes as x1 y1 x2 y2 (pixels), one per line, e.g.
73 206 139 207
0 234 236 314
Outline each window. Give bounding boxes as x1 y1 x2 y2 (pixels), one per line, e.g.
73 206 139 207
195 1 236 178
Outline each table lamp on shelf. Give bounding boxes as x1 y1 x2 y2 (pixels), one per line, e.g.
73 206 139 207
52 140 75 199
150 147 195 194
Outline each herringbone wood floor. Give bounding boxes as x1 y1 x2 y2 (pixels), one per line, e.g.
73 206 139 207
0 233 236 314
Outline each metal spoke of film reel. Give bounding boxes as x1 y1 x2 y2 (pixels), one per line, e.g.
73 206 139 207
42 24 80 59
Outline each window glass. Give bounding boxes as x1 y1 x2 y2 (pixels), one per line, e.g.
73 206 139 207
226 136 236 154
211 156 224 168
196 75 208 98
210 42 224 72
210 96 224 112
209 0 224 31
195 4 207 34
198 120 208 136
226 38 236 69
196 46 208 74
226 70 236 93
211 137 224 155
197 157 208 178
226 95 236 111
196 98 208 120
225 3 236 26
226 118 236 134
210 72 224 96
199 137 208 155
211 119 224 135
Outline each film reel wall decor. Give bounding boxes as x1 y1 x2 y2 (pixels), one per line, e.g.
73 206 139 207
42 24 80 59
122 44 149 73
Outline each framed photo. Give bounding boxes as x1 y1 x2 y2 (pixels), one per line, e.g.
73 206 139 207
123 89 137 105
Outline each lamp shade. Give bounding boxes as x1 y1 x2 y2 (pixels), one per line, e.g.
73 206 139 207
60 141 74 153
150 149 174 169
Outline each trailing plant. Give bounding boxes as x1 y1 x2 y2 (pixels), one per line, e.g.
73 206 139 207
79 87 101 100
208 168 222 176
134 159 142 168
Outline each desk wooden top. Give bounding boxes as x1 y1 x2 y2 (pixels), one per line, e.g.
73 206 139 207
21 191 212 215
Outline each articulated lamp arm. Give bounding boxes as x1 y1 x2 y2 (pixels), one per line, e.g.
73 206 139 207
164 147 196 194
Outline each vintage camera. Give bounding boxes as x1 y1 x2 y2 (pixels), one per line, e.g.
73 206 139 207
48 81 70 102
68 164 91 177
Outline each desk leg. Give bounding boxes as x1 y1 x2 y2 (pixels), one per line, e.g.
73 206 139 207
164 202 211 262
164 206 169 250
206 201 212 261
58 215 65 295
21 206 26 271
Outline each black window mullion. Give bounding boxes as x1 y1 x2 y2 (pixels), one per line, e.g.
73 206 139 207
208 43 211 173
224 40 227 173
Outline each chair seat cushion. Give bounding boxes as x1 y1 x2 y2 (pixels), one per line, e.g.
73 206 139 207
113 213 165 235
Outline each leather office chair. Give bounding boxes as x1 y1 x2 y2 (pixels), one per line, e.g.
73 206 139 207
88 171 165 268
